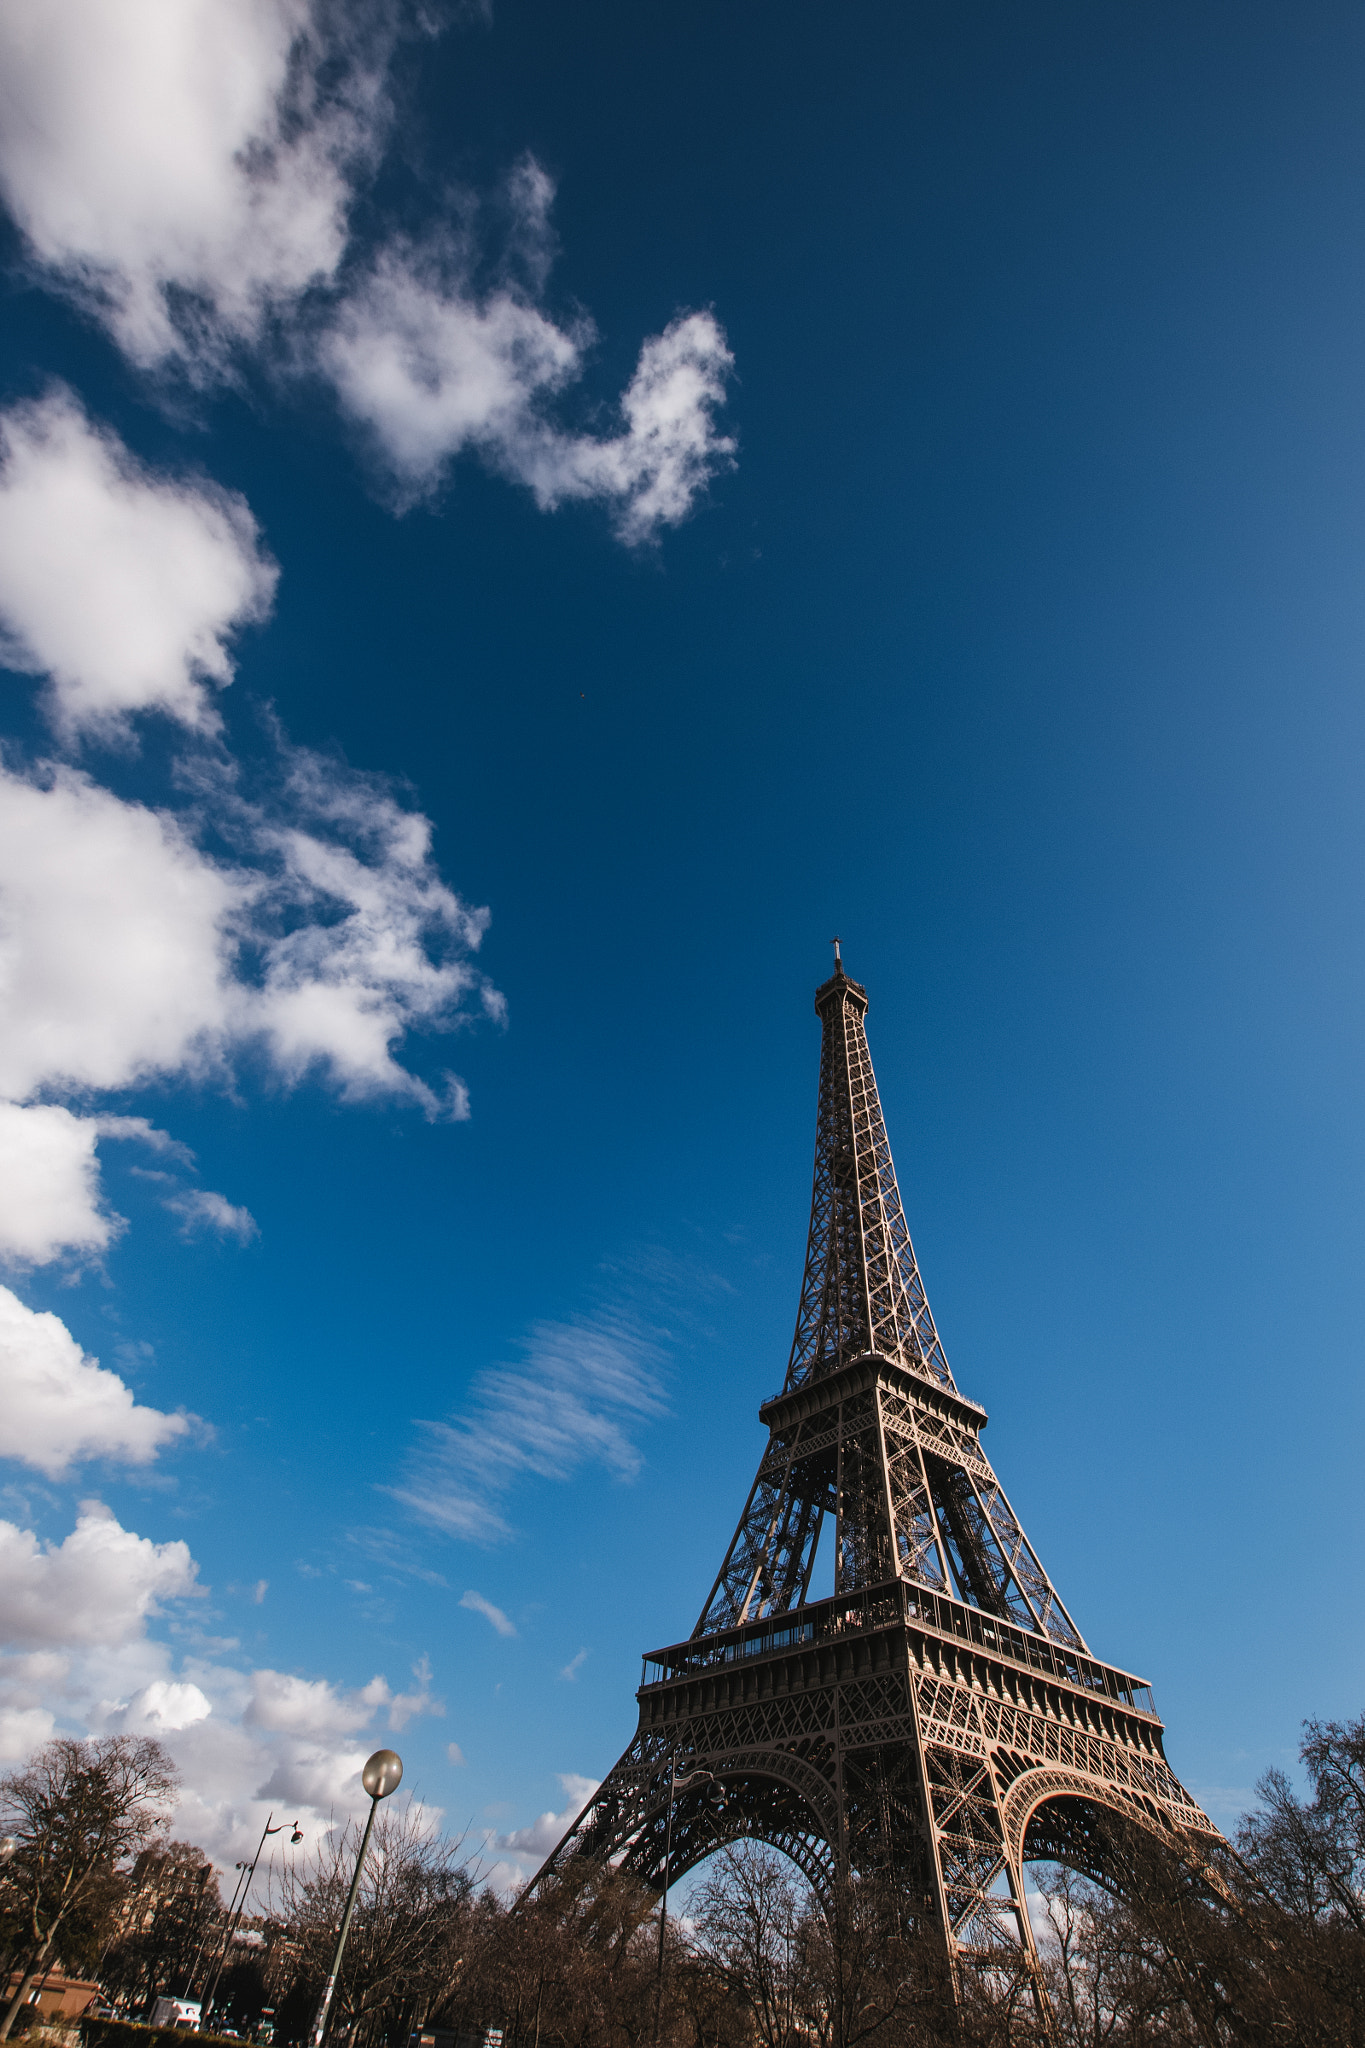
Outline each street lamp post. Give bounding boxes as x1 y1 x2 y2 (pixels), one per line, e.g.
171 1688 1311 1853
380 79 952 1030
308 1749 403 2048
652 1762 725 2047
203 1817 303 2021
184 1864 239 2003
198 1861 250 1999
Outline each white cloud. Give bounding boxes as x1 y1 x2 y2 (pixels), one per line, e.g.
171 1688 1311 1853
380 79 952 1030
325 235 734 542
0 1287 190 1478
0 0 382 373
498 1773 598 1857
459 1591 516 1639
511 312 738 546
0 401 495 1150
558 1648 588 1683
252 1742 374 1813
397 1306 667 1541
95 1117 196 1166
0 392 277 738
0 1706 57 1761
241 743 498 1108
0 759 243 1101
321 239 581 498
118 1679 213 1732
168 1651 441 1850
388 1654 443 1730
0 1479 444 1871
244 1668 392 1739
446 1741 466 1767
0 21 734 543
0 1098 256 1271
164 1188 258 1243
486 1772 598 1892
0 741 494 1118
0 1501 200 1648
143 1655 438 1860
0 1103 116 1264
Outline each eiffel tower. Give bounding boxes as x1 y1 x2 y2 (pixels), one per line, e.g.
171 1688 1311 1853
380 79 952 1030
535 948 1216 1982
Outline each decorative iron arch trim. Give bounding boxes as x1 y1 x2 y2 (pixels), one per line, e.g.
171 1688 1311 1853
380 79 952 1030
544 1745 843 1902
663 1815 838 1899
1000 1764 1211 1874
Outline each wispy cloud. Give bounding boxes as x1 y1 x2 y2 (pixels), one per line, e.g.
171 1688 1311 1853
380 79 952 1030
394 1297 669 1543
95 1118 196 1166
388 1653 443 1729
1189 1782 1259 1826
165 1187 258 1243
485 1772 599 1893
340 1529 447 1588
558 1648 588 1683
460 1590 516 1638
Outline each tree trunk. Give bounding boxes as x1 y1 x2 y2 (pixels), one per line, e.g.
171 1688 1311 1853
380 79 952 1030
0 1927 58 2042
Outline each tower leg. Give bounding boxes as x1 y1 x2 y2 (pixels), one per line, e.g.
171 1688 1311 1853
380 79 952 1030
915 1736 1055 2035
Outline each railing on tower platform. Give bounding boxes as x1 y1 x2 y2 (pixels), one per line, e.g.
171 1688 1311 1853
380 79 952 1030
640 1577 1157 1719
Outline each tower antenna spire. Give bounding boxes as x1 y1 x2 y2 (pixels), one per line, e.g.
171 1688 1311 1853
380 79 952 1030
831 934 842 971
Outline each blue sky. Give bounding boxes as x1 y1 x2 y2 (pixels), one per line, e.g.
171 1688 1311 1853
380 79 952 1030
2 0 1365 1889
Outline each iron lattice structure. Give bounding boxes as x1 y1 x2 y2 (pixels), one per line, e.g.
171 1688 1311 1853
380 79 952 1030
533 953 1217 1986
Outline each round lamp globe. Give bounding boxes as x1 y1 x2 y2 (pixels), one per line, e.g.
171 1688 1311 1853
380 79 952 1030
362 1750 404 1800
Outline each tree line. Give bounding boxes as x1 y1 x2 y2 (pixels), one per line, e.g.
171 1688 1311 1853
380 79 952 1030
4 1714 1365 2047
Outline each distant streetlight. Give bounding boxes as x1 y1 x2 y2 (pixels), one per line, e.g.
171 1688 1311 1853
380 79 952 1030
652 1761 725 2045
203 1817 303 2019
308 1750 403 2048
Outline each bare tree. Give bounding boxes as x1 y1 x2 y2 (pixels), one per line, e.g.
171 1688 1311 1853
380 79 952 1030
0 1736 177 2039
101 1842 221 2014
270 1802 472 2046
438 1861 687 2048
671 1945 753 2048
1033 1808 1363 2048
692 1843 808 2048
796 1873 958 2048
1240 1711 1365 1939
688 1846 964 2048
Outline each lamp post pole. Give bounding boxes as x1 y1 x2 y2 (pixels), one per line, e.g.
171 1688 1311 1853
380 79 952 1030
185 1862 237 2002
652 1764 723 2048
203 1859 253 2017
309 1750 403 2048
204 1817 303 2022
